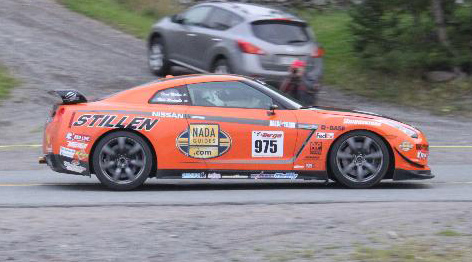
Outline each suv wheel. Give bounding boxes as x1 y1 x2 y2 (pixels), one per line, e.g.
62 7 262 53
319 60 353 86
212 58 232 74
148 37 171 76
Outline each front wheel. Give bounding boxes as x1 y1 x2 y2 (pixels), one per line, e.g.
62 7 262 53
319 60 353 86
93 131 153 190
329 130 390 189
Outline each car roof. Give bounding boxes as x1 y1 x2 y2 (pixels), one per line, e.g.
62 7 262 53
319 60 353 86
142 74 247 89
197 2 302 22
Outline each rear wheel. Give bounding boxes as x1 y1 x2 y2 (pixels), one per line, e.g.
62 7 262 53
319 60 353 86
329 130 390 189
212 58 232 74
93 131 153 190
148 37 171 76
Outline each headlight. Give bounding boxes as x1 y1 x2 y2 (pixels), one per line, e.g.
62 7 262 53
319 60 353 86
382 121 418 138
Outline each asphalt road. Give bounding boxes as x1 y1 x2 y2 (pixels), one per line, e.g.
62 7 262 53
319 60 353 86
0 164 470 207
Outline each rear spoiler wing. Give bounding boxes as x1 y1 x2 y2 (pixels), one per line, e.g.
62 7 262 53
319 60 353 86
48 89 87 104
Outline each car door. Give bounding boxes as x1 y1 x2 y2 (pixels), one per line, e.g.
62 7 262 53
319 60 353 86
187 7 243 70
177 5 214 66
184 81 300 173
147 85 207 170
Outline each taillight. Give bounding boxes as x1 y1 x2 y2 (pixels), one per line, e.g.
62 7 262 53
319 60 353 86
237 40 265 55
312 46 325 58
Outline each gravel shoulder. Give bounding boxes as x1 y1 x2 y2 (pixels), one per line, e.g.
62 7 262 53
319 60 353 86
0 0 471 171
1 202 471 261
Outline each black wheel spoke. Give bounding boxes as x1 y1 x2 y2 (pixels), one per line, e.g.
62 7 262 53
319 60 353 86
342 162 356 173
365 152 382 159
362 137 372 151
118 137 126 151
130 160 144 167
128 143 142 156
346 137 358 151
102 145 115 156
364 162 378 173
356 166 365 181
337 152 354 159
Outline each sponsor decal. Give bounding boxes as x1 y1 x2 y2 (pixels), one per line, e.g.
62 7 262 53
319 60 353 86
416 144 429 151
66 132 90 142
417 151 428 160
207 172 221 179
399 141 413 152
60 146 75 158
176 124 231 159
310 142 322 155
182 172 206 179
269 120 296 128
63 160 86 173
304 155 320 160
294 165 304 169
320 125 345 131
252 131 284 157
73 114 159 131
151 112 185 119
316 132 334 140
344 119 381 127
221 174 248 179
74 150 89 161
251 172 298 180
306 163 313 168
67 141 88 150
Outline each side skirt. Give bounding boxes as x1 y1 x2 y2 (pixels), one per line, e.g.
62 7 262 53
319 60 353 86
156 169 328 181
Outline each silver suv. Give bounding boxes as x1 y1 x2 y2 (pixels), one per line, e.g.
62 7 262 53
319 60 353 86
148 2 323 84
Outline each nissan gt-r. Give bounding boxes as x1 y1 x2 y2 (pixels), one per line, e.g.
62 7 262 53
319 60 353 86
40 74 433 190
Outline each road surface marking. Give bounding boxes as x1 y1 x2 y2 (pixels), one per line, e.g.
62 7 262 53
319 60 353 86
0 144 41 149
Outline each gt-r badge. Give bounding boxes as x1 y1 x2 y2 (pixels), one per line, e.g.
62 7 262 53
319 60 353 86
176 124 231 159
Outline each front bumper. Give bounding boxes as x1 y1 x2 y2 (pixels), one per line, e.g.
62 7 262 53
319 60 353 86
393 169 434 181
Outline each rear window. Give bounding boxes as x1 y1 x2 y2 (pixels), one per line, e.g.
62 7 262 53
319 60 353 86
252 21 310 45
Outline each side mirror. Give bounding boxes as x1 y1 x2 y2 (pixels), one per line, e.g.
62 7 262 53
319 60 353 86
171 14 185 24
267 104 279 116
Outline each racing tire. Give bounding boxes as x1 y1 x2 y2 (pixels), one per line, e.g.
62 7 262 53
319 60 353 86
329 130 390 189
93 131 153 191
148 37 171 76
212 58 232 74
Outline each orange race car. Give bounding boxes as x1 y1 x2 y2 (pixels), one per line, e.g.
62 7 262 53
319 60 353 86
40 74 432 190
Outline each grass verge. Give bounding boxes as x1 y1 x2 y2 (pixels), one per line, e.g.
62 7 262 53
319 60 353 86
0 65 18 99
353 241 468 262
57 1 472 116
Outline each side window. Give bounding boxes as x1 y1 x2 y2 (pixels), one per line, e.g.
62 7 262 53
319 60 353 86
149 86 190 105
206 8 243 30
183 6 213 27
187 81 273 109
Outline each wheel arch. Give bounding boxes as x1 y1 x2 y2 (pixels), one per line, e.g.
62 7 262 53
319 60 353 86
88 129 158 177
326 129 395 181
148 32 163 48
211 54 227 70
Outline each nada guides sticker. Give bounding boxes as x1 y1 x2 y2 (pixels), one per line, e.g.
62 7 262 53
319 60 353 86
252 131 284 157
176 124 231 159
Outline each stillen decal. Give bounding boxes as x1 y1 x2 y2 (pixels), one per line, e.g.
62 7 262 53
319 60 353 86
176 124 231 159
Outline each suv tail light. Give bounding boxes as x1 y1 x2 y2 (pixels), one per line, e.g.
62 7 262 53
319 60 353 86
237 40 265 55
312 46 325 58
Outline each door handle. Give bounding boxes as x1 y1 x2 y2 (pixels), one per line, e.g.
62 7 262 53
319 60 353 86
212 38 222 42
187 33 197 37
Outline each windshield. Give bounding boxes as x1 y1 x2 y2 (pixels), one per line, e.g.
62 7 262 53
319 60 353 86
243 79 304 109
252 21 310 45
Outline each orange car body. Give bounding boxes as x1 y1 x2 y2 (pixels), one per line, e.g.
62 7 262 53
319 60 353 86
42 75 432 181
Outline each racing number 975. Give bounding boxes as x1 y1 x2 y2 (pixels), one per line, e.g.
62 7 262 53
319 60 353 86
254 140 277 154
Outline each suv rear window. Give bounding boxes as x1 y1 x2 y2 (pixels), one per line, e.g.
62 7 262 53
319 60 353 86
252 21 310 45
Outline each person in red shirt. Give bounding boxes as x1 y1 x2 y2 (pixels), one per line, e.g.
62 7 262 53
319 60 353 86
280 59 319 106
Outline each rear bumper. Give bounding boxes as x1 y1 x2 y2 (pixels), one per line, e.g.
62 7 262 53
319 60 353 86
393 169 434 181
41 153 90 176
